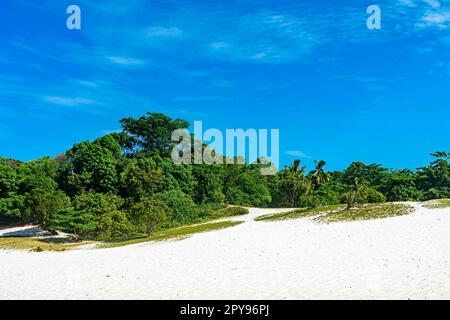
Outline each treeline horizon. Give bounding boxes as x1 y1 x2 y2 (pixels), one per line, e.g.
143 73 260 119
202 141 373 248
1 112 449 241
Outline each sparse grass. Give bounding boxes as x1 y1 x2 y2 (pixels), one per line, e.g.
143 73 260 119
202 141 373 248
0 237 83 252
212 206 249 218
318 203 414 223
255 204 346 222
256 203 415 224
422 199 450 209
102 220 243 249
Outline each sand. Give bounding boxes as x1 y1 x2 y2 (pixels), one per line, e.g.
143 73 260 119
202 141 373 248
1 204 450 300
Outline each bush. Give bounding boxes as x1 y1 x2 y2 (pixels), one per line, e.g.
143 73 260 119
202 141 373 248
152 190 197 226
97 210 134 240
73 192 124 216
299 194 321 208
22 188 71 226
129 199 171 235
50 208 98 240
0 195 25 219
366 188 387 203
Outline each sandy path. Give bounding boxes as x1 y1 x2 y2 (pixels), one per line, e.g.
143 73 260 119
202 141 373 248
1 205 450 299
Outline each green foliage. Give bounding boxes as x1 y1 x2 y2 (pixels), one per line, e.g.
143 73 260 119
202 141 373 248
155 157 196 196
192 165 225 205
118 158 161 200
278 160 311 207
129 199 171 235
0 195 24 219
61 140 118 195
51 208 98 239
120 112 189 157
97 210 134 240
366 188 387 203
73 192 124 216
214 206 249 217
223 166 271 207
416 152 450 200
152 190 197 226
379 169 420 201
22 188 70 226
0 159 17 198
343 162 387 189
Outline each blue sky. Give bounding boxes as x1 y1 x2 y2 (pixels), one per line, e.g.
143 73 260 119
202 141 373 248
1 0 450 170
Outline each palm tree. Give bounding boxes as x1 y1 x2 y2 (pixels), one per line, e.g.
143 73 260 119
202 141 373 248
310 160 329 190
280 160 310 207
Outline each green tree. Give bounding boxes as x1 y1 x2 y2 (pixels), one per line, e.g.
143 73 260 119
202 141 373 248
152 190 197 226
416 152 450 200
309 160 329 190
97 210 134 240
120 112 189 157
118 157 161 201
278 160 311 207
0 159 17 198
343 162 387 190
51 208 98 240
22 188 71 226
192 165 225 204
61 140 119 195
129 199 171 235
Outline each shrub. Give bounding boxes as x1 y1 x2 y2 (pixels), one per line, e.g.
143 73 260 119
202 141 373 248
366 188 387 203
152 190 197 226
73 192 124 216
22 188 71 226
49 208 98 240
129 199 171 235
0 195 25 219
97 210 134 240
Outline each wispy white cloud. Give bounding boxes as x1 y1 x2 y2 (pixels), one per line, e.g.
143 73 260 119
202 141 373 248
424 0 441 9
107 56 145 66
418 9 450 28
43 96 97 106
285 150 311 158
398 0 418 7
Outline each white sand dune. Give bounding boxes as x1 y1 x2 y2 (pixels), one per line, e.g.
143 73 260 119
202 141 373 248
1 204 450 300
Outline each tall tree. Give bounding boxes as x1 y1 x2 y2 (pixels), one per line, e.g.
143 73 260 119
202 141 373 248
279 160 310 207
120 113 189 157
309 160 329 190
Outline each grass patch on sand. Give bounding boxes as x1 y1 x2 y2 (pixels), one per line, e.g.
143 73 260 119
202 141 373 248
256 203 414 223
422 199 450 209
255 204 346 222
318 203 414 223
211 206 249 217
0 237 83 252
103 220 243 249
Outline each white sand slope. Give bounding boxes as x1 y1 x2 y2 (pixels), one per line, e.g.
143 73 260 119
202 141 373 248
1 204 450 300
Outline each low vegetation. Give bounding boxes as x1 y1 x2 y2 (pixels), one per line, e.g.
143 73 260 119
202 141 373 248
0 237 84 252
211 206 249 218
255 205 346 221
102 220 243 248
422 198 450 209
256 203 414 223
318 203 414 223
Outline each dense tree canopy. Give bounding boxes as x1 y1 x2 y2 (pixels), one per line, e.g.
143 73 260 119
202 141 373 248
0 112 448 240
